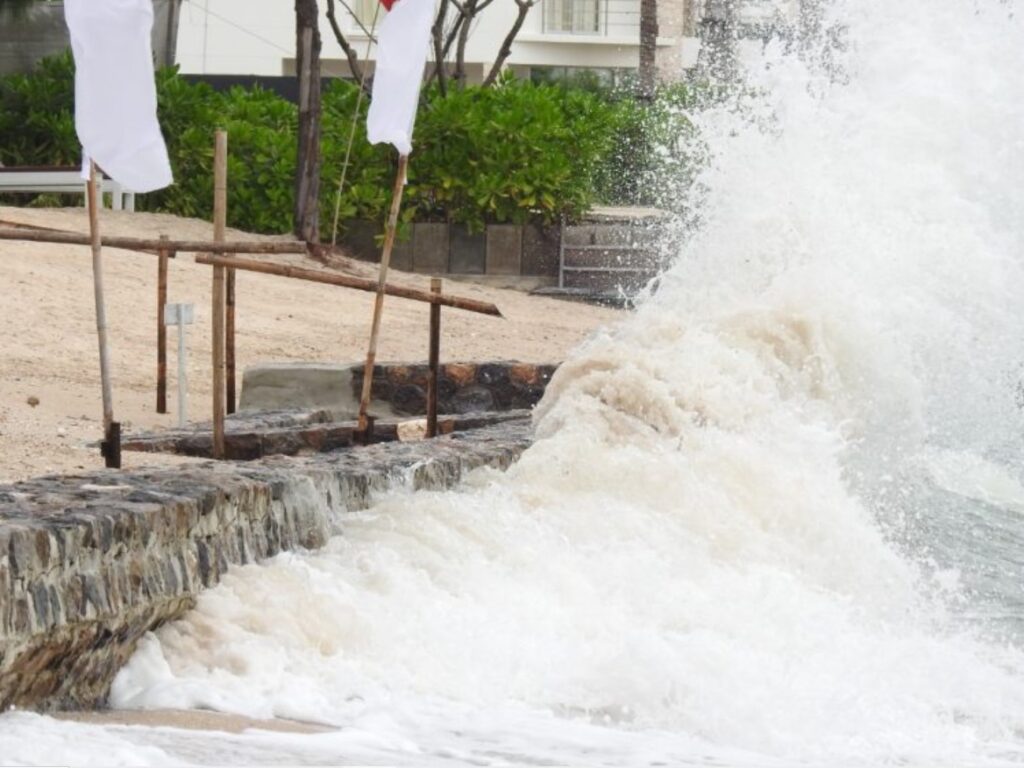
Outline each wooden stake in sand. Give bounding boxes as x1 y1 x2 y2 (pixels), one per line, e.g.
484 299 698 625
357 154 409 436
226 256 237 415
87 161 120 468
156 234 170 414
427 277 442 439
211 130 228 459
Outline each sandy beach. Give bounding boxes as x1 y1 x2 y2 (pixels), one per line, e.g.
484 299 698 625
0 206 620 482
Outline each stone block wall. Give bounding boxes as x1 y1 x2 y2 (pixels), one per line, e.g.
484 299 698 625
353 361 557 416
0 422 531 711
340 221 560 280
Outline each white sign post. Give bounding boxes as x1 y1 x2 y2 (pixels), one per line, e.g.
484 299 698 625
163 303 194 428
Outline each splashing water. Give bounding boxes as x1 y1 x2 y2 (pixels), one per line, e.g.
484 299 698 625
5 0 1024 765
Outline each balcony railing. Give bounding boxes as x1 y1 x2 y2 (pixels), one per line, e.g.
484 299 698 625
542 0 640 38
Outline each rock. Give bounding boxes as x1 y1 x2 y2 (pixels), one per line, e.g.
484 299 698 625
392 384 426 416
452 385 495 414
26 396 39 408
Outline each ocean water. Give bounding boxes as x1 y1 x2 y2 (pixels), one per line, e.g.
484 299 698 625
3 0 1024 765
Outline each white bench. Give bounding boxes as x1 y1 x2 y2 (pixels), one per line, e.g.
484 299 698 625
0 166 136 211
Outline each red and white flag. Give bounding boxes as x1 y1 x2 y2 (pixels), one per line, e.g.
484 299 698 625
64 0 173 193
366 0 434 156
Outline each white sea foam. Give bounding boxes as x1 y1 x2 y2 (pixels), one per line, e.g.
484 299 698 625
7 0 1024 765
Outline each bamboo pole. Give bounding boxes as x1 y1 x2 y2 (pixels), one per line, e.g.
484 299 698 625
157 235 169 414
194 253 502 317
211 130 227 459
226 266 236 415
427 277 442 439
357 155 408 434
0 228 311 255
87 161 119 468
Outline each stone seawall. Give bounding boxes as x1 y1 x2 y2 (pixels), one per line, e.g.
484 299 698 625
0 421 531 711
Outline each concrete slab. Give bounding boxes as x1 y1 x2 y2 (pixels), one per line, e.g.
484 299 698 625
450 224 486 274
239 362 360 416
486 224 523 275
412 222 449 274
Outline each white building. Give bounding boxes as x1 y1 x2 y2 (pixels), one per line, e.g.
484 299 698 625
174 0 713 84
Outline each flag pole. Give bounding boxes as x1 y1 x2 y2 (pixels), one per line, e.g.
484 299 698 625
87 161 120 468
357 153 409 436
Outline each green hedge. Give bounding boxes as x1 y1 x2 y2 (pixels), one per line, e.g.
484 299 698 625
0 53 700 236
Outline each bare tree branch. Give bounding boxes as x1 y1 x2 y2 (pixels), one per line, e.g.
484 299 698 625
325 0 369 92
427 0 451 95
482 0 538 86
454 0 478 85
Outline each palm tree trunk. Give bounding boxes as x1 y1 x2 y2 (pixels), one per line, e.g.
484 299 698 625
638 0 658 101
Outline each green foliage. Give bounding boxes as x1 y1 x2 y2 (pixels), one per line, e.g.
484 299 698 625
593 82 706 212
0 54 704 235
410 74 617 231
0 52 77 166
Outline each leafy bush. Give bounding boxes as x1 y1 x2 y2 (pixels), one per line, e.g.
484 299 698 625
0 54 703 235
408 75 618 231
0 52 77 166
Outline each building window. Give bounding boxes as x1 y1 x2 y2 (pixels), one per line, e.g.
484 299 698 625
544 0 603 34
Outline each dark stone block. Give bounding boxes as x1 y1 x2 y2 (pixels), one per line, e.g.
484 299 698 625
225 433 263 461
196 541 212 586
340 219 380 262
485 224 522 275
34 530 50 569
522 223 560 277
511 385 547 409
8 530 33 576
413 222 449 274
452 386 495 414
30 582 50 627
476 363 510 387
437 376 457 401
392 384 426 415
450 224 485 274
391 230 414 272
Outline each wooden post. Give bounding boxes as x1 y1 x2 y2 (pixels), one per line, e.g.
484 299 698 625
357 154 409 434
156 234 169 414
226 266 236 414
427 277 441 438
212 130 227 459
87 161 120 468
195 253 502 316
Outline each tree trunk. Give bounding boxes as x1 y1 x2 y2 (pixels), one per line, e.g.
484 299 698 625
295 0 322 242
638 0 658 100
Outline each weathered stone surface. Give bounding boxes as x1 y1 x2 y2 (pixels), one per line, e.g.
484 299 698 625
485 224 523 275
239 363 359 415
452 385 495 414
351 361 558 419
521 223 560 278
449 224 486 274
443 363 477 386
412 222 449 274
0 420 532 712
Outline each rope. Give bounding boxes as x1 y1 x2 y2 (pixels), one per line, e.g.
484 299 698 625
331 2 382 246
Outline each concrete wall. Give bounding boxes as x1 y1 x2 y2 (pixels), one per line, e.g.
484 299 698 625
0 3 68 76
0 421 530 710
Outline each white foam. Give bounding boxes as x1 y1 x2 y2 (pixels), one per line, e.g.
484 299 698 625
8 0 1024 765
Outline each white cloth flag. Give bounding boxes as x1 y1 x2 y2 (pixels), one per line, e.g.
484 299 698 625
65 0 173 193
366 0 435 155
